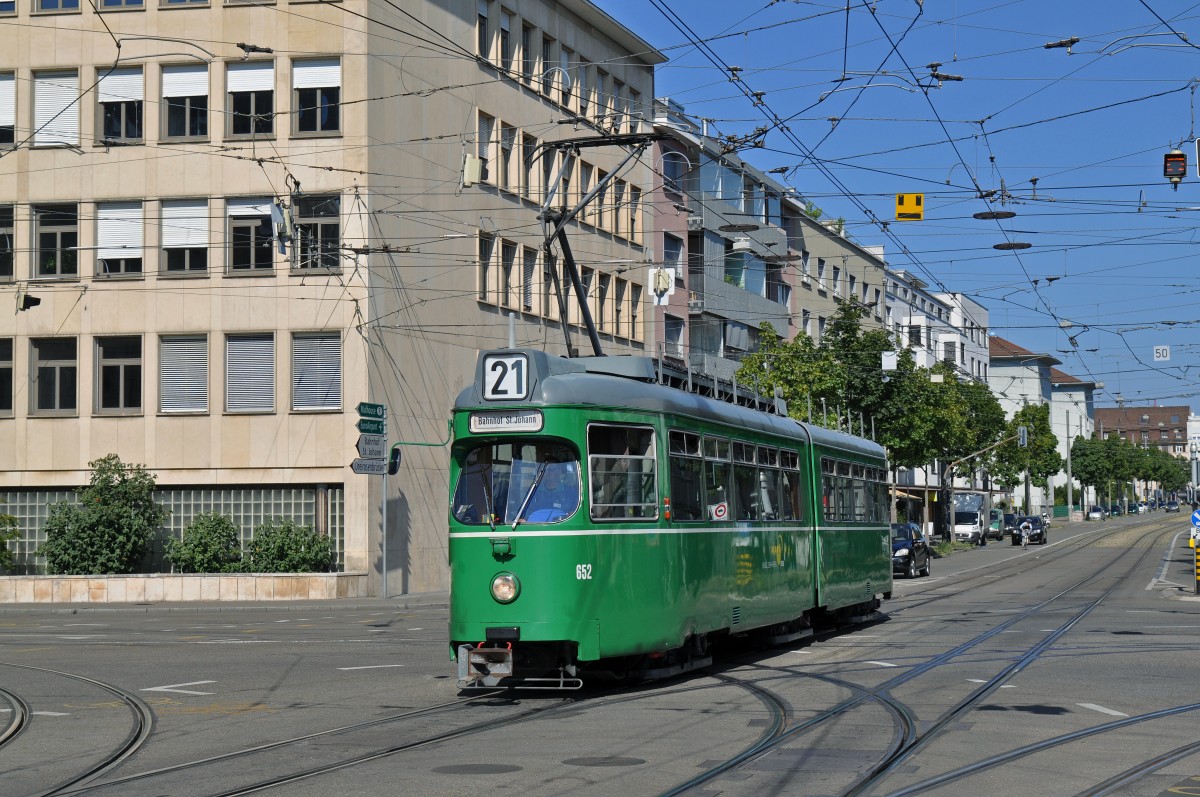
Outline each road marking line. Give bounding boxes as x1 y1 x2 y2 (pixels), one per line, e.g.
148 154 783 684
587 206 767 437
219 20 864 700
407 628 424 631
33 711 70 716
1078 703 1128 717
337 665 406 671
141 681 215 695
866 661 898 668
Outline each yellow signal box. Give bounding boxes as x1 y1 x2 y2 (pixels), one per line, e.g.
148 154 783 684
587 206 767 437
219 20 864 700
896 193 924 221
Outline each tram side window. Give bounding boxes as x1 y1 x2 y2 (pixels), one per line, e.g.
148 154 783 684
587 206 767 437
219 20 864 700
836 461 853 521
588 424 657 520
757 446 780 520
821 458 835 522
851 464 867 521
704 436 732 520
733 442 759 520
781 450 801 521
668 429 704 521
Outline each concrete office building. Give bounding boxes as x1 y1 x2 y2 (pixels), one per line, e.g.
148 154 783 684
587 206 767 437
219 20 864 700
0 0 662 594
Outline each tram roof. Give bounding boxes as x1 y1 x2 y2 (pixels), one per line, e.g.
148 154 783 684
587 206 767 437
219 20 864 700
455 350 885 460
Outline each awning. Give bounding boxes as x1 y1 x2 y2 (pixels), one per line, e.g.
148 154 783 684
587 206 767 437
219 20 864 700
894 490 926 501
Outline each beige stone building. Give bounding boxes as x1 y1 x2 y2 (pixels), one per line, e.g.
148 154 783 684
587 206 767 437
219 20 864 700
0 0 662 594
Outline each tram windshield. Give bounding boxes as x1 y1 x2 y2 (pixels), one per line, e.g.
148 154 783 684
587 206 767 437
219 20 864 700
452 441 580 528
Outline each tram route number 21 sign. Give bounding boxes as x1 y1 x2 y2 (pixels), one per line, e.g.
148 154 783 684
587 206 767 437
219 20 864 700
483 353 530 401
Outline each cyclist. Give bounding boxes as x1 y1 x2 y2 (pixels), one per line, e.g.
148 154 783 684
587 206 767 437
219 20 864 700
1019 519 1033 550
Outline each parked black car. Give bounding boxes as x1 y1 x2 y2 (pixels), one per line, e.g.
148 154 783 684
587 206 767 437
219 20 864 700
1165 501 1181 513
891 522 931 578
1012 515 1047 546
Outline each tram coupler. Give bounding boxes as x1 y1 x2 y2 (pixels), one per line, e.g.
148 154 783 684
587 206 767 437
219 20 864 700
457 644 514 688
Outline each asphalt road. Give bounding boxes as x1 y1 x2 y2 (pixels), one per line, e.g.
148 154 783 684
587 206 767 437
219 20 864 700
1 512 1198 796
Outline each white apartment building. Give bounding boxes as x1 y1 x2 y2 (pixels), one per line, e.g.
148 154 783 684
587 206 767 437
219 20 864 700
0 0 662 594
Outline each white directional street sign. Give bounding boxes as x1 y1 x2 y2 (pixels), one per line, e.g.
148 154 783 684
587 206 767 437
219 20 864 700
351 458 388 475
356 434 386 460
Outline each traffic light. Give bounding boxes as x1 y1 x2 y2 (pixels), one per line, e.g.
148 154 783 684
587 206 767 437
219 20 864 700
1018 425 1028 447
387 447 402 476
1165 149 1187 190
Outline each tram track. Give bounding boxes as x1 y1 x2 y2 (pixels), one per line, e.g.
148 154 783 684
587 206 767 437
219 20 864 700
654 521 1177 796
0 684 31 750
0 662 155 797
59 690 579 796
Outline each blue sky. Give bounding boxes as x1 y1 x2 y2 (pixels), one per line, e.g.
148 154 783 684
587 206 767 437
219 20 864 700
594 0 1200 414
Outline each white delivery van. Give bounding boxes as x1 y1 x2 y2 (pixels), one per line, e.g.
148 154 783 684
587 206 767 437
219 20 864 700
953 510 984 544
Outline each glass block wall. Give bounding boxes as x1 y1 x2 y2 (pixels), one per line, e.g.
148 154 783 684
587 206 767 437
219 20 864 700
0 484 345 574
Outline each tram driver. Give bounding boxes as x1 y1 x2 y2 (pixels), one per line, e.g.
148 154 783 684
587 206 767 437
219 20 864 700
525 461 580 522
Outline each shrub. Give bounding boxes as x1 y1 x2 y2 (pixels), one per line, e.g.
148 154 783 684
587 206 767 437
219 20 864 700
167 513 243 573
39 455 169 575
245 518 333 573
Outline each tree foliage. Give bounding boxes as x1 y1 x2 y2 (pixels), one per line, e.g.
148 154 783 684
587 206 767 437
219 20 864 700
166 513 243 573
245 518 334 573
38 455 169 575
992 403 1062 489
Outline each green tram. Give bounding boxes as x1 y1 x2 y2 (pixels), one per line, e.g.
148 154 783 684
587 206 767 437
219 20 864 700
450 349 891 689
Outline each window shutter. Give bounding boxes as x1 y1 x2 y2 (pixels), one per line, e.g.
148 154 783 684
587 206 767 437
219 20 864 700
226 334 275 412
98 67 143 103
33 71 79 146
227 197 273 217
292 333 341 410
160 335 208 413
477 113 493 160
161 199 209 248
227 62 274 93
162 65 208 98
292 59 340 89
0 74 14 127
96 202 144 260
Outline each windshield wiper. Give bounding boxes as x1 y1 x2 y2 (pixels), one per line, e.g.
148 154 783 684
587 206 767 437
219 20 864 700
511 463 548 530
480 465 496 532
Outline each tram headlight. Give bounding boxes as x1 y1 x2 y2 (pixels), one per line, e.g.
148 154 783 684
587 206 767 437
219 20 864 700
491 572 520 603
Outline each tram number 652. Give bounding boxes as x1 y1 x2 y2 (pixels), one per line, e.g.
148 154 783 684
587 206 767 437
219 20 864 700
575 564 593 580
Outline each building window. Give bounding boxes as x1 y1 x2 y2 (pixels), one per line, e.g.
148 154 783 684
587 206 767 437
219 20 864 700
521 24 534 84
498 239 517 309
498 11 513 71
36 0 79 10
477 111 494 183
294 195 340 271
33 71 80 146
162 199 208 274
96 201 143 275
97 67 143 143
541 35 555 95
227 198 274 272
0 205 11 280
162 64 208 139
226 334 274 413
95 336 142 413
292 333 341 411
664 315 683 358
0 73 13 146
627 186 641 244
226 62 274 137
498 123 515 191
577 60 590 116
0 0 13 14
160 335 208 413
630 283 642 341
478 233 494 301
100 0 144 8
521 133 536 199
34 204 78 278
31 337 77 415
522 246 537 313
293 59 340 134
560 48 573 107
0 338 11 415
476 0 490 58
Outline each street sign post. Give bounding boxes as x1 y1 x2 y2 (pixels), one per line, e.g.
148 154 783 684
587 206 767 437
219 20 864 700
356 434 386 460
356 418 386 435
357 401 386 419
351 458 388 475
